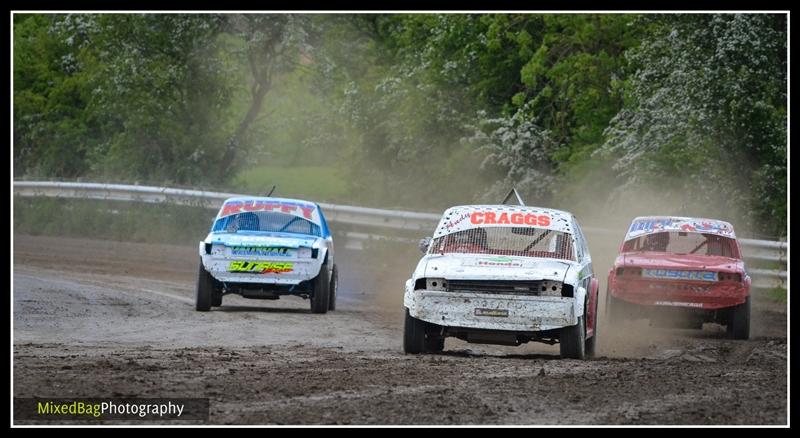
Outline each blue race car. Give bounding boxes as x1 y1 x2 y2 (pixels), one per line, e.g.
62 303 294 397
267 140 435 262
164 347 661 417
197 196 337 313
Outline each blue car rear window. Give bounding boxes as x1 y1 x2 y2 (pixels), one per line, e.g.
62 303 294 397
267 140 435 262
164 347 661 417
212 211 321 237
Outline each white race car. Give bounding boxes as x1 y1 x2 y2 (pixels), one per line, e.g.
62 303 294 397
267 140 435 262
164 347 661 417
403 204 599 359
197 196 337 313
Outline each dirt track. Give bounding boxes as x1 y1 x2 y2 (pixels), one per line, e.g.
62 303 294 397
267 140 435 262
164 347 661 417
13 234 788 425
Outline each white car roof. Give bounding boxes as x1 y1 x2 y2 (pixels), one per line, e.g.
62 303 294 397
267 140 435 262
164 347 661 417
625 216 736 240
432 205 575 238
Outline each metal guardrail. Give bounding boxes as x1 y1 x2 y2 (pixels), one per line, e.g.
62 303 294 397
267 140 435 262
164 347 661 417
14 181 787 290
748 268 787 289
12 181 442 231
738 238 788 263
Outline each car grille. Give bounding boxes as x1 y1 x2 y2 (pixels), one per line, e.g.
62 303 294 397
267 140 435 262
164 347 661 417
445 280 546 296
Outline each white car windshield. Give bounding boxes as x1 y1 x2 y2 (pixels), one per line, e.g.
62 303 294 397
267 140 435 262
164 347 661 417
212 211 321 237
429 226 575 261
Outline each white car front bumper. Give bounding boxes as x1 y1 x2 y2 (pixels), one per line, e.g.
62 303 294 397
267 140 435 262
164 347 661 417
405 289 578 332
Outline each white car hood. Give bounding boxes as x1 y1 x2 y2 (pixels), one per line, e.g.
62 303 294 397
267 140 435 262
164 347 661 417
422 254 574 283
206 232 318 248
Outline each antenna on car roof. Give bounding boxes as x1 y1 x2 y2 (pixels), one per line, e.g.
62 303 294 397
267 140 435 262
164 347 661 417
266 185 276 197
502 188 526 206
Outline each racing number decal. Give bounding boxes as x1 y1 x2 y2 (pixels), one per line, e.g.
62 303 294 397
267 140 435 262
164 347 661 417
228 261 294 274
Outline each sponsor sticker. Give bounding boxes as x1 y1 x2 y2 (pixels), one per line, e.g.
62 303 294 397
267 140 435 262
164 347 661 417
642 269 718 282
654 301 704 308
648 283 712 292
463 256 526 268
229 246 292 257
474 308 509 317
678 220 734 236
443 213 471 232
626 217 735 239
628 218 674 235
228 261 294 274
220 200 317 221
470 212 551 227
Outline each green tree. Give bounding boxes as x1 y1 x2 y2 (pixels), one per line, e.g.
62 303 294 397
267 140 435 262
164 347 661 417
14 14 96 178
83 14 235 184
218 15 312 180
460 14 639 204
599 14 787 237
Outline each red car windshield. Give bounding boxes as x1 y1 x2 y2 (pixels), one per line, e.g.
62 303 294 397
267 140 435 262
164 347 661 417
430 227 576 261
622 231 738 258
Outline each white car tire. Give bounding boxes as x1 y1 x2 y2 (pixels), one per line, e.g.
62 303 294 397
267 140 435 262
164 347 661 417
196 262 213 312
310 262 330 314
585 299 597 359
560 315 587 360
328 264 338 311
403 309 427 354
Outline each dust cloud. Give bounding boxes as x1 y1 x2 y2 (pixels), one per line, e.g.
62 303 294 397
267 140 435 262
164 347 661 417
336 160 768 358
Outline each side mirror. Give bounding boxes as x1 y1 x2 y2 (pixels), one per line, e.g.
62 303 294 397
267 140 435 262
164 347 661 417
418 237 432 253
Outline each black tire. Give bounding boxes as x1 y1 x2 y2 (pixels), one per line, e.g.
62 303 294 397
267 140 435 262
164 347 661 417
310 263 330 314
328 264 338 311
196 262 213 312
426 335 445 353
212 291 223 307
403 309 427 354
560 315 587 360
586 299 598 359
727 296 751 340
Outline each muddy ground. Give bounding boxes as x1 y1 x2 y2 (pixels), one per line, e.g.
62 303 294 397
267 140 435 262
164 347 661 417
13 234 787 425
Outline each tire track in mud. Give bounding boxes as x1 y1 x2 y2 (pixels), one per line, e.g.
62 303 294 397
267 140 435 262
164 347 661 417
13 340 786 425
12 234 788 425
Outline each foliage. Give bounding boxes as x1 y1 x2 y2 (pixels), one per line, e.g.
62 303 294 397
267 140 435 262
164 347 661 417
463 108 556 204
14 13 307 185
766 287 787 304
14 13 787 236
599 14 787 237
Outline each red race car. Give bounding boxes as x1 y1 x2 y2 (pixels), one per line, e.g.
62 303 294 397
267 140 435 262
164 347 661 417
606 216 751 339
